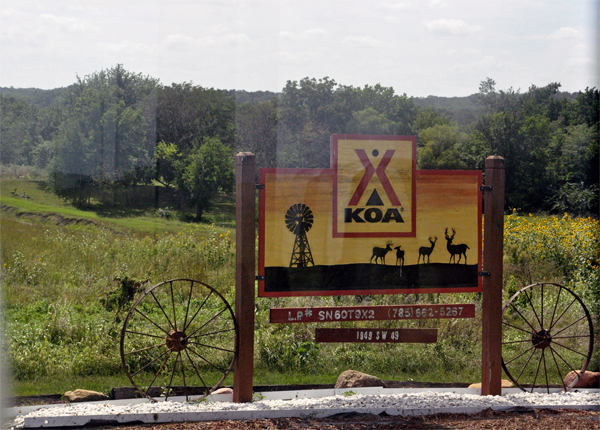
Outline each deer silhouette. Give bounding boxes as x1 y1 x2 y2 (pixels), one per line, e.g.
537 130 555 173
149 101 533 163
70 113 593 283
371 241 393 265
394 245 404 267
417 236 437 264
445 228 469 264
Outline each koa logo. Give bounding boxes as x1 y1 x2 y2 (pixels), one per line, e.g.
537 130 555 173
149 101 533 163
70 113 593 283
344 149 403 224
344 207 403 223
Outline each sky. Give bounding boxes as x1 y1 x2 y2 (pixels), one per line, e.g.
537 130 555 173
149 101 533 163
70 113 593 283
0 0 598 97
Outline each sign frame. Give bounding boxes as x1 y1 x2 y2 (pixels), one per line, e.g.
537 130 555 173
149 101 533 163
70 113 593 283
257 168 483 298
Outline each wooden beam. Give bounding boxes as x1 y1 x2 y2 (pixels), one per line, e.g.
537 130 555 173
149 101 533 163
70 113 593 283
316 328 437 343
481 156 505 396
233 152 256 403
271 304 475 323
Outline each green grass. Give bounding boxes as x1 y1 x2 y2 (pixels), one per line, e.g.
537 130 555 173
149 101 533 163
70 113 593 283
10 375 133 397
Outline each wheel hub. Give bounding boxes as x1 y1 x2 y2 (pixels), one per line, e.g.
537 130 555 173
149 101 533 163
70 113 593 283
166 330 188 352
531 329 552 349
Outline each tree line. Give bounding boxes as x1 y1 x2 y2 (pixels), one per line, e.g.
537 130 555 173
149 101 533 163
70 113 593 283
1 66 598 218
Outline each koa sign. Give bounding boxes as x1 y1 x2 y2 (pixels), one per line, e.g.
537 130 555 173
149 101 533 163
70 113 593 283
258 134 482 297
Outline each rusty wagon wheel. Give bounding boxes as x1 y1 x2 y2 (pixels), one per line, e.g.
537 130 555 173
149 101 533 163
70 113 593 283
120 279 238 401
501 282 593 393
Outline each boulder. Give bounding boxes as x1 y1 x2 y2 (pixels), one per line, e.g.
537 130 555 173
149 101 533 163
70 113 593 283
335 370 385 388
468 380 514 389
563 370 600 388
64 389 108 403
211 387 233 395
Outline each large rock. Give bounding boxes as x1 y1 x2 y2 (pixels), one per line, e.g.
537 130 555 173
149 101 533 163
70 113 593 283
563 370 600 388
468 380 514 389
64 389 108 403
335 370 385 388
211 387 233 395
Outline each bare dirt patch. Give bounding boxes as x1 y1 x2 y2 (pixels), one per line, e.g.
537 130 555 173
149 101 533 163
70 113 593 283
0 205 100 228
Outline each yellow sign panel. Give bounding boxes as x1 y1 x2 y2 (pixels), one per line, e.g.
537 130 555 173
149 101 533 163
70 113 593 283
333 135 416 237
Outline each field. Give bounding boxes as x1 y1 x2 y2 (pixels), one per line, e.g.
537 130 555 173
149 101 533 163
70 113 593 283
1 175 598 397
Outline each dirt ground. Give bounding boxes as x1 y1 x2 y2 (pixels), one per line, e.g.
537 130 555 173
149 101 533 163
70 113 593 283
82 408 599 430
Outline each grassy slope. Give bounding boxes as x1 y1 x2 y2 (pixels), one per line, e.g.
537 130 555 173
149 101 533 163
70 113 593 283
0 178 235 236
1 178 240 396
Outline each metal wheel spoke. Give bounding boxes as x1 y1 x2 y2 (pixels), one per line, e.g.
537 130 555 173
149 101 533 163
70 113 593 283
131 349 170 378
165 351 179 400
514 348 537 384
150 290 175 331
548 286 562 329
548 345 579 375
503 321 535 335
146 351 173 395
552 334 590 340
184 289 213 332
549 347 567 391
524 289 543 331
542 350 549 394
125 330 166 340
530 351 544 392
188 342 236 354
503 339 535 345
509 302 538 333
189 327 236 338
185 349 209 395
183 281 194 332
124 342 166 356
540 284 544 328
170 281 178 331
187 346 227 375
134 308 170 336
552 316 587 337
551 340 588 357
179 351 188 401
505 345 536 366
187 308 228 339
548 298 577 332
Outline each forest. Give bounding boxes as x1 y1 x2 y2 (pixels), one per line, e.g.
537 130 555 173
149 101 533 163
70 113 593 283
1 65 598 218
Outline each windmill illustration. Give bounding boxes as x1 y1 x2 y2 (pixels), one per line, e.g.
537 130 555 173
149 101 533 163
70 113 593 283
285 203 315 268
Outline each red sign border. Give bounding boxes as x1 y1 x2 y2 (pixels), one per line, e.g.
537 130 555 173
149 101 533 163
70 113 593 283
331 134 417 238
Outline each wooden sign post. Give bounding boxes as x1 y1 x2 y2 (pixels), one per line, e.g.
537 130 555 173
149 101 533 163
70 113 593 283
481 156 505 396
233 152 255 403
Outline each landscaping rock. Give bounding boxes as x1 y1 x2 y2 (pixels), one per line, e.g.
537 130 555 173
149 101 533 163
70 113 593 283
64 389 108 403
211 387 234 395
563 370 600 388
468 380 514 389
335 370 385 388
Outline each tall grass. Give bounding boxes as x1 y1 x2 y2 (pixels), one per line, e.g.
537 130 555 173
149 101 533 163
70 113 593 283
1 217 234 382
503 211 599 319
2 196 598 394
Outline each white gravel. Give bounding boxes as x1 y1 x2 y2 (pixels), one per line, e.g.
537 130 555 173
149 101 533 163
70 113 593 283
7 390 600 429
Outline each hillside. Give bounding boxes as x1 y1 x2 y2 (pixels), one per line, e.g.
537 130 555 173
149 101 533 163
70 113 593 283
0 86 71 107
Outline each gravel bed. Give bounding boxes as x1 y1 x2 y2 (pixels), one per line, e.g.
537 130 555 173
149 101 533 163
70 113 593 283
8 391 600 429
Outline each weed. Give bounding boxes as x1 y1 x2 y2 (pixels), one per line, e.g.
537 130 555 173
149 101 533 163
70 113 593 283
252 392 266 402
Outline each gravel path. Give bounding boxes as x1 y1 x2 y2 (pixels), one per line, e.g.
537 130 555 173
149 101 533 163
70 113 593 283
7 390 600 429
